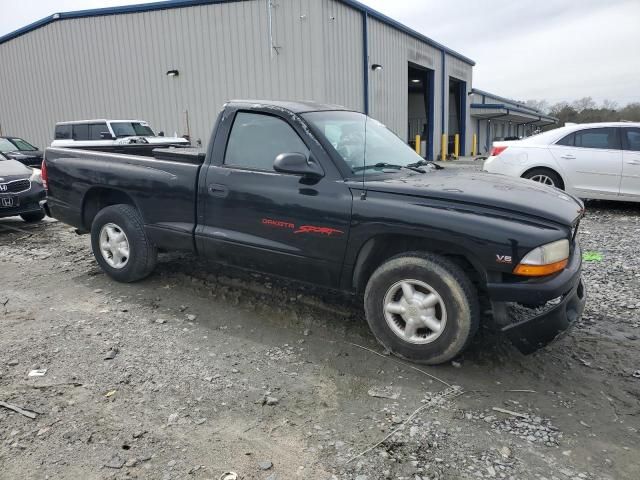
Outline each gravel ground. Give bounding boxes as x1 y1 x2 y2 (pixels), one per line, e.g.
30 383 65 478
0 200 639 480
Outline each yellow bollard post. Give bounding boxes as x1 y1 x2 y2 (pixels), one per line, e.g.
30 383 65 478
415 134 421 156
454 134 460 159
472 133 477 156
441 133 447 160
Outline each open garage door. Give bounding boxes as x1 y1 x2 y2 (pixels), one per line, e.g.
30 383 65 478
407 63 435 160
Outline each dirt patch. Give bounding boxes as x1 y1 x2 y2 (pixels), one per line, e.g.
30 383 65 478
0 203 639 479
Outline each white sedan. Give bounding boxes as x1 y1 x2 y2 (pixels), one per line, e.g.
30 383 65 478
483 122 640 202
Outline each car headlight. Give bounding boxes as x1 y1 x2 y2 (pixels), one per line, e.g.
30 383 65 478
30 168 42 184
513 239 569 276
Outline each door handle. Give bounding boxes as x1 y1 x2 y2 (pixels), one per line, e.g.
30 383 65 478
626 160 640 165
560 154 575 160
207 184 229 198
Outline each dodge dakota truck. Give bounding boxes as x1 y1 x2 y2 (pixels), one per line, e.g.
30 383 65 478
43 100 586 364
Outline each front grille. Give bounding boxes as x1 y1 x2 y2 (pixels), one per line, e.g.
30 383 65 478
0 179 31 194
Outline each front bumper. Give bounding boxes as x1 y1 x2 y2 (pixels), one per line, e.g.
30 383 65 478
499 277 585 354
0 183 47 218
488 244 586 353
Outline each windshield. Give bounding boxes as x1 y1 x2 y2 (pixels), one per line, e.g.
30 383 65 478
302 111 425 176
0 138 19 153
110 122 155 138
10 138 38 151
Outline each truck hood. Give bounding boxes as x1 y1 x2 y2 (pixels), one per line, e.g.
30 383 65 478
362 169 584 226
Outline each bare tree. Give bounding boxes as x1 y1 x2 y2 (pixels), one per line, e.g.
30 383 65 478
571 97 597 112
524 99 550 114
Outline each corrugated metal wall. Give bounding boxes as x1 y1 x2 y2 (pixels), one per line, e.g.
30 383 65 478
0 0 472 157
0 0 364 148
367 16 440 155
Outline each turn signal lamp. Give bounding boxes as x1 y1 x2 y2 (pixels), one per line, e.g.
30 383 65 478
513 239 569 277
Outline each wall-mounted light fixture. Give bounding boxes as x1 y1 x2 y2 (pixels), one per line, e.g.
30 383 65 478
371 64 383 71
166 69 179 77
411 79 421 84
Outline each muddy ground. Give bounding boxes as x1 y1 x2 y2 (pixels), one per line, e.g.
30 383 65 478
0 201 638 480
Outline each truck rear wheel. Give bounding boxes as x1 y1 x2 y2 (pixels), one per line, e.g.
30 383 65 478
90 204 157 282
364 252 479 365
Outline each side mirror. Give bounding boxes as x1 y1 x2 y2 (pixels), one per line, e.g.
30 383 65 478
273 152 324 178
100 132 115 140
158 131 165 137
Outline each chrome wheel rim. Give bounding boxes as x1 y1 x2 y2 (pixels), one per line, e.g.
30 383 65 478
99 223 130 269
382 279 447 344
529 174 555 186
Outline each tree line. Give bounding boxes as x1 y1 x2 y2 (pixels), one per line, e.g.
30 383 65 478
524 97 640 130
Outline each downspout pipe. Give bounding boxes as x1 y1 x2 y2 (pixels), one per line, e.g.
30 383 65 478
362 11 369 115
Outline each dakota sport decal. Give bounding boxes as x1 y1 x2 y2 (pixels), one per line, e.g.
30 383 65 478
261 218 344 237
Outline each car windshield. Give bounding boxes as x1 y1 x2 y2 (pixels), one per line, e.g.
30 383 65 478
302 111 425 176
10 138 38 151
110 122 155 138
0 138 18 153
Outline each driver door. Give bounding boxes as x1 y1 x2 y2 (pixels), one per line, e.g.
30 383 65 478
196 108 353 288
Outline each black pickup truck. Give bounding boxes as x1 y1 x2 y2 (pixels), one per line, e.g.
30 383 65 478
43 100 586 364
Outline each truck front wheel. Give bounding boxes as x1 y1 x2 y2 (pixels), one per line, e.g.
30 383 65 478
90 204 157 282
364 252 479 365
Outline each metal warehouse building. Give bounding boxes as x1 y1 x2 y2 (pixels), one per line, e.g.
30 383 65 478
0 0 479 160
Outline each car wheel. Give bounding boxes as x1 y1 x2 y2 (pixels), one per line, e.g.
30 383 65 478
20 210 45 223
364 252 479 365
90 204 157 282
523 168 564 189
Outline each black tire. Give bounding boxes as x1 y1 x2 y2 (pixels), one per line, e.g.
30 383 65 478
90 204 157 282
522 168 564 190
364 252 479 365
20 210 45 223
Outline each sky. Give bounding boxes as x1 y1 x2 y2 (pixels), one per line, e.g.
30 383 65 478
1 0 639 107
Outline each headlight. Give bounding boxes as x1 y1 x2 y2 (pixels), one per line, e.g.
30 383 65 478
513 239 569 276
30 168 42 184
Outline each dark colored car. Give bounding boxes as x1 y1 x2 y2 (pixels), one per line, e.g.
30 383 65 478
0 153 47 222
43 100 586 364
0 136 44 168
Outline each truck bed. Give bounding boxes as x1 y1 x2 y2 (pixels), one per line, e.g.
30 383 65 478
45 146 202 251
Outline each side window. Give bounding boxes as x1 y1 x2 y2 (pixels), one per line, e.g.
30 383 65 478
89 123 109 140
624 128 640 152
574 128 619 150
72 124 90 141
224 112 309 171
556 132 575 146
55 125 72 140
